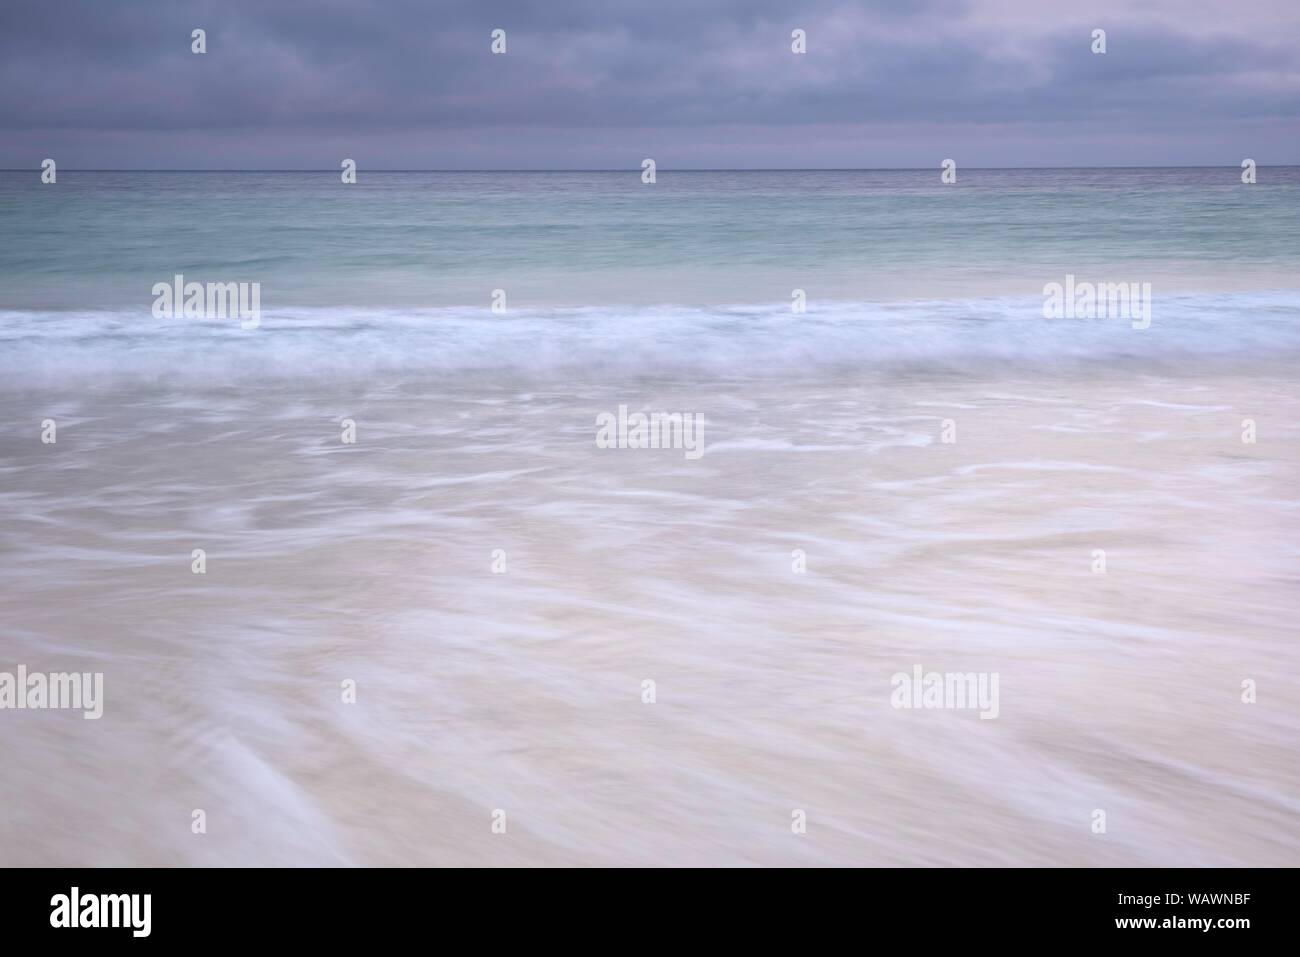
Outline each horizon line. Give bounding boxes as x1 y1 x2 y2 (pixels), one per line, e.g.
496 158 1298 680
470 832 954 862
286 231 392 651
2 164 1295 173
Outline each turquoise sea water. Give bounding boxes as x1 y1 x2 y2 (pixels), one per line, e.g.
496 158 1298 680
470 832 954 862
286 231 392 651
2 168 1298 386
4 170 1300 867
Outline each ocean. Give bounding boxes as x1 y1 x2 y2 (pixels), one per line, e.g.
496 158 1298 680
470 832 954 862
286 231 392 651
1 168 1298 865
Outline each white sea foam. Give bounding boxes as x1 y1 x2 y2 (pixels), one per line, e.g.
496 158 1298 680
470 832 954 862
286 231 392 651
3 290 1299 390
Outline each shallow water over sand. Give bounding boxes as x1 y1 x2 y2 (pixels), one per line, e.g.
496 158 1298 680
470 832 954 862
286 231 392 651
2 369 1296 865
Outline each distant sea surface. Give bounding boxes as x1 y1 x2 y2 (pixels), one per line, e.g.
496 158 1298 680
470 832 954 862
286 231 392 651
1 168 1299 388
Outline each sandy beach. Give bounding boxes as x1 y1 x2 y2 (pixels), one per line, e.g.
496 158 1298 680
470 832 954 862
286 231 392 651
2 366 1296 866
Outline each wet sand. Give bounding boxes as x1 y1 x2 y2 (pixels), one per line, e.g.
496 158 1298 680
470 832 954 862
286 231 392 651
1 369 1298 865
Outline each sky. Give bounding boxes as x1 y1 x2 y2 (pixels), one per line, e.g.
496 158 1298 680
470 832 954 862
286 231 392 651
1 0 1297 169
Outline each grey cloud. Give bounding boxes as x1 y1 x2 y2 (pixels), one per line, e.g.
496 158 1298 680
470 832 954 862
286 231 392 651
0 0 1295 166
